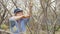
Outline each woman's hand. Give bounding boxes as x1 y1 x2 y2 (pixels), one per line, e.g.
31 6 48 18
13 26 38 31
12 15 30 20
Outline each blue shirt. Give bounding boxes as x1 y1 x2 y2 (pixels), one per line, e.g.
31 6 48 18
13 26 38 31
9 17 29 34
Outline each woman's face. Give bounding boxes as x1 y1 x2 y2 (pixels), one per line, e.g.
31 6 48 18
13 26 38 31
16 11 23 16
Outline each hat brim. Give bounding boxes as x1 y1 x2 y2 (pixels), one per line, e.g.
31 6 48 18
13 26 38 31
15 10 23 13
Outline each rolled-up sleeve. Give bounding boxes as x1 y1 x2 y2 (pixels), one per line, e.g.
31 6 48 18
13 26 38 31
9 17 16 22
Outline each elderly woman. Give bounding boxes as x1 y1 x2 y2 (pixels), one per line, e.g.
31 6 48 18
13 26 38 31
9 8 30 34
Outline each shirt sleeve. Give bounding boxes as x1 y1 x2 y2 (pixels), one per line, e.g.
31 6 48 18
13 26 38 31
9 17 16 27
9 17 20 32
24 18 30 24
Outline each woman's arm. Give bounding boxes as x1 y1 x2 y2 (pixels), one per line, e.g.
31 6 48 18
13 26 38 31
23 11 31 18
11 15 25 20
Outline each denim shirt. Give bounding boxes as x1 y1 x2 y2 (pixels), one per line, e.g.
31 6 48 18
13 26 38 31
9 17 29 34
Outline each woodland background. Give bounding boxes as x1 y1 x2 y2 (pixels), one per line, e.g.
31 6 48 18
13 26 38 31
0 0 60 34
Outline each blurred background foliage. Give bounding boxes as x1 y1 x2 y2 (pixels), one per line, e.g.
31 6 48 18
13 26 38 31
0 0 60 34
